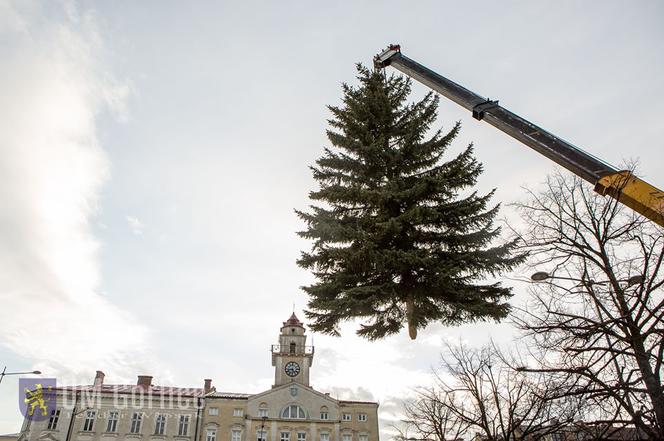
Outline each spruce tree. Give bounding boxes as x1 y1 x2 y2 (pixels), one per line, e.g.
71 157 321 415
296 65 524 340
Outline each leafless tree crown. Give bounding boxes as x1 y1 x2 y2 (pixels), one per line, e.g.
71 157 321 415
513 173 664 439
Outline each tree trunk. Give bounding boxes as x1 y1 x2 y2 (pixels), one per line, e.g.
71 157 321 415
406 294 417 340
630 329 664 437
610 271 664 437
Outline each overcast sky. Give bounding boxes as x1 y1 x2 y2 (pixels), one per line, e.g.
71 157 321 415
1 0 663 435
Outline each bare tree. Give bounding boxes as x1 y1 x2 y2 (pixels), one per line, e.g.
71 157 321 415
396 386 469 441
513 173 664 439
398 343 579 441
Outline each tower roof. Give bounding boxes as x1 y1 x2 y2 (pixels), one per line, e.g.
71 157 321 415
283 312 304 328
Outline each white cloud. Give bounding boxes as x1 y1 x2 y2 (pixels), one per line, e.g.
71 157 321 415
310 325 436 435
126 216 144 235
0 1 156 382
0 0 27 33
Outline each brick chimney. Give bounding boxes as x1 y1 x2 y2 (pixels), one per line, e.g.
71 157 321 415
93 371 105 387
137 375 153 389
204 379 212 394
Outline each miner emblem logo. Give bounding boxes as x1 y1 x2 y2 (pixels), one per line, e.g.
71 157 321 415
19 378 56 421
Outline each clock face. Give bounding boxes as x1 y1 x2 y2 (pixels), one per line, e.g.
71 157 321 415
285 361 301 377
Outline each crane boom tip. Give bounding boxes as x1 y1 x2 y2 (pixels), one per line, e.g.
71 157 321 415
374 44 401 69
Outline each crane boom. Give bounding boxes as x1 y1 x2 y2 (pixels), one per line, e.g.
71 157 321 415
374 45 664 227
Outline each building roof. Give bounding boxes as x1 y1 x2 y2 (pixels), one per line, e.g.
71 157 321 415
283 312 304 328
339 400 379 406
48 383 375 405
54 384 205 397
208 384 377 406
207 391 251 399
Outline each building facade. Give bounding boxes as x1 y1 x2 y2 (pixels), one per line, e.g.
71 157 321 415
18 372 206 441
18 315 379 441
201 314 379 441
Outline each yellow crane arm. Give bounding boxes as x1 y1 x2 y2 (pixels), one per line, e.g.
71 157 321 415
595 172 664 226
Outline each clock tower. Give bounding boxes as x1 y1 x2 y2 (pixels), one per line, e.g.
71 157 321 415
271 313 314 387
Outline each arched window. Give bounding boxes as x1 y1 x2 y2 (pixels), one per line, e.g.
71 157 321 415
281 405 306 419
290 342 296 354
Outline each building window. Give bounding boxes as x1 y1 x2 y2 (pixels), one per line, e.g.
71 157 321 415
232 430 242 441
233 409 244 417
290 342 296 354
358 414 367 422
343 435 352 441
155 414 166 435
178 415 190 436
342 413 351 421
106 411 118 433
259 408 268 418
297 433 306 441
280 432 290 441
320 406 328 420
208 408 219 416
47 409 60 430
130 412 143 434
320 433 329 441
257 430 267 441
359 435 368 441
82 410 96 432
281 405 305 419
207 429 217 441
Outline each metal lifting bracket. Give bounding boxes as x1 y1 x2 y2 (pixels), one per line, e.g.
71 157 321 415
472 100 499 120
374 44 401 69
